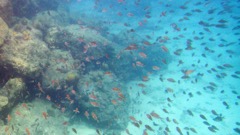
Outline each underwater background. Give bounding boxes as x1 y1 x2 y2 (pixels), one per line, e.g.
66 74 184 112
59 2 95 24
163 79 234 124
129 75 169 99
0 0 240 135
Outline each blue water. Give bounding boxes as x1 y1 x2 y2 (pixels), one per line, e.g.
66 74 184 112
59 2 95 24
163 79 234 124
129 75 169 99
0 0 240 135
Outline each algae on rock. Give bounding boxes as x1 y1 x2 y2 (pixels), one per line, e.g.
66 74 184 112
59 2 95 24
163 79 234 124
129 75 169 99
0 17 9 46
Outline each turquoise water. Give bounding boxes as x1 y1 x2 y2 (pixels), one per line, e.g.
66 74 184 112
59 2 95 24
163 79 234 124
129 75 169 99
0 0 240 135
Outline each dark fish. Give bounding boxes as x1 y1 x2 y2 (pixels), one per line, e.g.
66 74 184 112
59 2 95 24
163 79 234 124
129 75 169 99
190 128 197 133
209 82 217 87
234 128 240 134
96 129 101 135
125 129 131 135
233 26 240 30
72 128 77 134
176 127 183 135
203 121 210 126
208 8 217 14
163 109 169 113
153 122 159 126
187 110 194 116
146 114 152 121
145 125 154 132
235 71 240 74
231 75 240 79
165 126 170 132
208 126 216 132
200 114 207 120
211 110 218 115
173 119 179 124
223 101 229 109
131 122 140 128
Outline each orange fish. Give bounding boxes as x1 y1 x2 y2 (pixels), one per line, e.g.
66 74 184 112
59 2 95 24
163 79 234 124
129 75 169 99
15 111 21 116
91 112 99 122
118 92 125 99
22 103 28 109
90 102 99 107
152 66 160 70
42 112 48 119
26 128 31 135
124 44 137 50
73 108 79 113
5 126 9 132
62 121 68 125
89 92 97 100
112 87 120 91
65 94 71 101
46 95 51 101
142 76 149 82
71 89 76 95
139 52 147 58
84 111 89 119
129 116 137 122
105 71 112 75
136 61 144 67
184 70 194 76
111 100 117 105
7 114 11 123
37 82 45 93
161 45 169 52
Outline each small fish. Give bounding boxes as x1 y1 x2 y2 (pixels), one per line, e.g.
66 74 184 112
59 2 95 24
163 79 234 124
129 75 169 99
72 128 77 134
211 110 218 115
96 129 101 135
152 66 160 70
145 125 154 132
139 52 147 58
125 129 130 135
162 109 169 113
176 127 183 135
131 122 140 128
84 111 89 119
233 128 240 134
200 114 207 120
124 44 138 50
173 119 179 124
146 114 152 120
208 126 216 132
129 116 137 122
26 128 31 135
91 112 98 122
190 127 197 133
161 46 169 52
42 112 48 119
167 78 176 83
90 101 99 107
150 111 161 119
7 114 11 123
223 101 229 109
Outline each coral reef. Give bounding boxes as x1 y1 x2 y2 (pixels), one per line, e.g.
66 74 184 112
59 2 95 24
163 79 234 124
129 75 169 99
41 49 80 91
0 17 9 46
0 21 50 78
76 70 130 132
0 0 12 24
0 78 26 114
0 95 8 111
11 0 59 18
0 99 69 135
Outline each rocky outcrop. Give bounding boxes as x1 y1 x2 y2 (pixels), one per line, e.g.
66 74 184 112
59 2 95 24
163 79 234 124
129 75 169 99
0 78 26 112
76 70 130 133
0 0 13 24
0 22 50 78
0 17 9 47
